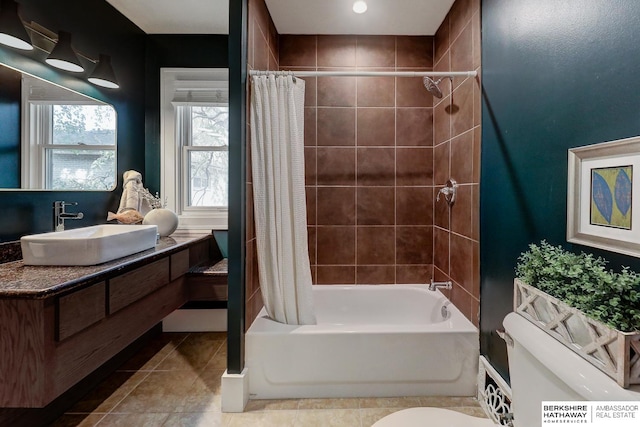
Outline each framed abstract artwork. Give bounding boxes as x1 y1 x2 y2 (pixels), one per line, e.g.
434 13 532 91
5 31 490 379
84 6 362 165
567 136 640 257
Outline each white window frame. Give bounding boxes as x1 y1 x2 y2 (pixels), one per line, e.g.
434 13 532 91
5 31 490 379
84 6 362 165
160 68 229 231
21 74 116 190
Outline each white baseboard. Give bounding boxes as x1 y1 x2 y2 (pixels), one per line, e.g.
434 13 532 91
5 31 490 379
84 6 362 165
162 309 227 332
222 368 249 412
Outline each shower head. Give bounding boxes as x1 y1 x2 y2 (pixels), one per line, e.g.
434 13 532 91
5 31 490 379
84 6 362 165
422 76 452 98
423 77 443 98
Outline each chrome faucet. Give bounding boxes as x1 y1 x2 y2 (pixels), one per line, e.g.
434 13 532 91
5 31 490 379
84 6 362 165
429 279 452 291
54 201 84 231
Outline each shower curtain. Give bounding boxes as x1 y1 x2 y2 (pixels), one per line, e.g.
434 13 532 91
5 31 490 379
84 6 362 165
250 74 316 325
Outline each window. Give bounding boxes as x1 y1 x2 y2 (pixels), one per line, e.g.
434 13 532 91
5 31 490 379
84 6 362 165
161 68 229 231
178 105 229 208
21 75 117 190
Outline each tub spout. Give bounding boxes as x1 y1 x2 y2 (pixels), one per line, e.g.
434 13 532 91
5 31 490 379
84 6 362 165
429 279 452 291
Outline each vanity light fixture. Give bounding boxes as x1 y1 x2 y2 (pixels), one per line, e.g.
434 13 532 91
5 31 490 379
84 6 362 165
0 0 33 50
2 7 119 89
45 30 84 73
352 1 368 14
88 54 119 89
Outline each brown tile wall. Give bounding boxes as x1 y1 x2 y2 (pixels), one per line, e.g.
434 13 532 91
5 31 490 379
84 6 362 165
432 0 481 326
245 0 278 330
246 0 481 328
280 35 436 286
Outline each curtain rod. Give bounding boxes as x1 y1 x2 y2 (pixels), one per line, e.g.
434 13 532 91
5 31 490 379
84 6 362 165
249 70 477 78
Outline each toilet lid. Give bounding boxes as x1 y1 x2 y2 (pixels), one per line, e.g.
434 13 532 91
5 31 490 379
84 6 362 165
372 407 496 427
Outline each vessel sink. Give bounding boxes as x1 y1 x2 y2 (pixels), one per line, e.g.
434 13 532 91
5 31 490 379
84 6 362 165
21 224 158 266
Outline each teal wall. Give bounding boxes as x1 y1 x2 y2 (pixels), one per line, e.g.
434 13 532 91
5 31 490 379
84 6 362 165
0 0 146 242
144 34 228 192
0 66 20 188
481 0 640 379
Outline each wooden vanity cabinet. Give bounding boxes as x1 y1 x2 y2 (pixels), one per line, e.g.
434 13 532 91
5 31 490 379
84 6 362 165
108 258 171 314
171 249 190 280
0 247 197 408
57 282 106 341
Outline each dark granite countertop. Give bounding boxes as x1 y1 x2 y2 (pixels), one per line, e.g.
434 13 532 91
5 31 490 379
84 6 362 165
0 234 210 300
188 258 228 275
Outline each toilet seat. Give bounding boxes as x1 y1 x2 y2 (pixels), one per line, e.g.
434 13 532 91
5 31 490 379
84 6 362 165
372 407 495 426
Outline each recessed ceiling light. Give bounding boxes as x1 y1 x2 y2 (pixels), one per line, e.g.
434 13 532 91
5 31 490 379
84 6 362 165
353 1 367 14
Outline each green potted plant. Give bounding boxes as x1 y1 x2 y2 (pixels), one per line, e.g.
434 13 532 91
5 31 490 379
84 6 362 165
515 240 640 387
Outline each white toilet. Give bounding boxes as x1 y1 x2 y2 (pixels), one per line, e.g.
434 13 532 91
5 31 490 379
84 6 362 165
373 312 640 426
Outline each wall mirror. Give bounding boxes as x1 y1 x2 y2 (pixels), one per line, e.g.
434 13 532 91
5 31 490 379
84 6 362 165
0 62 117 191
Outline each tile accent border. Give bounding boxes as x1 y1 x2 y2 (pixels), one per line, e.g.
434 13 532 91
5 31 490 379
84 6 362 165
477 356 513 425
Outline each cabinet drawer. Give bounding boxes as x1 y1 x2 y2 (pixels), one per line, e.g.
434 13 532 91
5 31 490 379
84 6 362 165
109 258 170 314
170 249 190 281
57 282 106 341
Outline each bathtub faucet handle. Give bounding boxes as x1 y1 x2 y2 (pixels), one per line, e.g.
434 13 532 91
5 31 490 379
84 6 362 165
436 187 451 201
436 178 457 205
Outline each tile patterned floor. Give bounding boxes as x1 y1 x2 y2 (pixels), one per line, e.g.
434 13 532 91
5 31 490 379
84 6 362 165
50 332 487 426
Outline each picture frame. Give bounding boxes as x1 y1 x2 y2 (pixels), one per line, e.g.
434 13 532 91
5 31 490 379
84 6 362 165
567 135 640 257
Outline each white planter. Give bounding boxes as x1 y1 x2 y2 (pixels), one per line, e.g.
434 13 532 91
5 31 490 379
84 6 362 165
514 278 640 388
143 208 178 237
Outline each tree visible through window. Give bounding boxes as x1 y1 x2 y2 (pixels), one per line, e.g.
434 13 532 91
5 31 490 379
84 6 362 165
182 105 228 208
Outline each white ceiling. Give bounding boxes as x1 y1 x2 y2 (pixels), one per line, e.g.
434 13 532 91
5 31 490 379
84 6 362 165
265 0 455 35
106 0 454 36
106 0 229 34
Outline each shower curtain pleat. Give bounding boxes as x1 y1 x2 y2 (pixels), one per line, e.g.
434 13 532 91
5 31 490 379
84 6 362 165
250 75 316 325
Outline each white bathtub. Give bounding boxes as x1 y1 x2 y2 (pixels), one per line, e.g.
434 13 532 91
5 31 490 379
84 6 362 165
246 285 479 399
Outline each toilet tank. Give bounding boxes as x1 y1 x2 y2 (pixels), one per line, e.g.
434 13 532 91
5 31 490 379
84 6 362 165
503 312 640 427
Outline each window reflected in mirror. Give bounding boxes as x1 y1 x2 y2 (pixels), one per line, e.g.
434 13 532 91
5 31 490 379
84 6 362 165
0 63 117 191
46 104 116 190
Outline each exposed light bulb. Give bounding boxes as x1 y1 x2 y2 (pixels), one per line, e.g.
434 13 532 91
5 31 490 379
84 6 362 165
353 1 367 14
